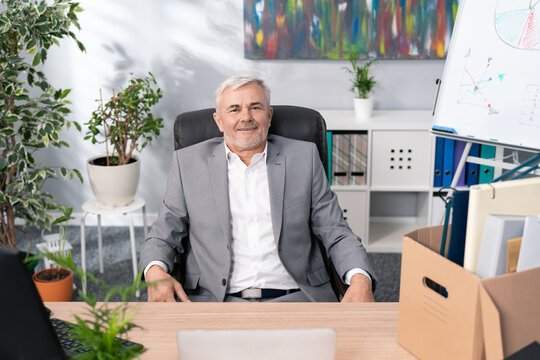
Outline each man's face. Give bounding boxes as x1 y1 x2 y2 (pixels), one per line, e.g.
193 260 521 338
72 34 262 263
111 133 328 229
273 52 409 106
213 83 272 154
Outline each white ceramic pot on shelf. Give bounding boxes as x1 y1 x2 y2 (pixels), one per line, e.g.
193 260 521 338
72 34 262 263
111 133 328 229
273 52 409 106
87 154 140 207
353 97 374 120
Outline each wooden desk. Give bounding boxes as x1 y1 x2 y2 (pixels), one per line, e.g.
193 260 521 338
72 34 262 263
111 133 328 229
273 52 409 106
46 302 415 359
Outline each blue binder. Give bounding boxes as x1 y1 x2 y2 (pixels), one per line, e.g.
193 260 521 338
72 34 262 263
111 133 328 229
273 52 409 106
442 138 455 187
446 190 470 266
466 143 480 186
479 145 496 184
433 137 444 187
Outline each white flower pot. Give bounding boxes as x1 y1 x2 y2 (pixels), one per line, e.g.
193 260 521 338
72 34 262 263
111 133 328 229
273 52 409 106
354 97 374 120
87 154 140 207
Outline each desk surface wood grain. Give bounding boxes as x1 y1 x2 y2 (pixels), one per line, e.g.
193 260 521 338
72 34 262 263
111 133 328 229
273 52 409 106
46 302 416 359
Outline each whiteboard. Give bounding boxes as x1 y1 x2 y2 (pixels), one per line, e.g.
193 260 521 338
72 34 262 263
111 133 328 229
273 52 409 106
433 0 540 151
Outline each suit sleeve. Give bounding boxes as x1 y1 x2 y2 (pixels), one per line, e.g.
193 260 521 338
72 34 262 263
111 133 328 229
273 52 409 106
139 151 189 275
308 143 377 289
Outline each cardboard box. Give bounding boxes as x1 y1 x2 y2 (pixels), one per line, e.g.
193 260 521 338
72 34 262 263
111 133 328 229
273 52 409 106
397 226 540 359
480 267 540 359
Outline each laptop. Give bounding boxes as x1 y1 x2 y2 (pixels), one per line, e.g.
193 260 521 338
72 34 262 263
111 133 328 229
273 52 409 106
0 245 142 359
177 327 337 360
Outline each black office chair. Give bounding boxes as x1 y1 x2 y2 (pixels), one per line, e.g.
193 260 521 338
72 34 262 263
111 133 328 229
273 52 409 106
173 105 348 299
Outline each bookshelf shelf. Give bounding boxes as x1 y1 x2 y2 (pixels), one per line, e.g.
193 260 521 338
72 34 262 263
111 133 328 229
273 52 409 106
322 109 434 253
330 185 368 191
368 221 424 252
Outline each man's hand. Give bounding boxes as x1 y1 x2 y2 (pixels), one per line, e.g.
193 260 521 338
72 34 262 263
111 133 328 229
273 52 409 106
340 273 375 302
145 265 190 302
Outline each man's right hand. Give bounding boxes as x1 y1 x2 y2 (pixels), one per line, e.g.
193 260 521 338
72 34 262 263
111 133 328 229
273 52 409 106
145 265 190 302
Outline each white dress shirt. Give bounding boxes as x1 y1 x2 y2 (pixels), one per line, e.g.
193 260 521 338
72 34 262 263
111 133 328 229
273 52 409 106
225 144 298 293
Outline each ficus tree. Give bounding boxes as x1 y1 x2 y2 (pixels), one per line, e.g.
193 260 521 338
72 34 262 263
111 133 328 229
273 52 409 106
0 0 85 249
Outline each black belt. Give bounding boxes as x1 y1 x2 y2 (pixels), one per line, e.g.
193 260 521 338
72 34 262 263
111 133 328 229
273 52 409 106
228 288 300 299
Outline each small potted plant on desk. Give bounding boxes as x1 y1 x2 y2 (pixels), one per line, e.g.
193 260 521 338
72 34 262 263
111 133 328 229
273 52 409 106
344 54 377 120
85 73 163 207
32 251 148 359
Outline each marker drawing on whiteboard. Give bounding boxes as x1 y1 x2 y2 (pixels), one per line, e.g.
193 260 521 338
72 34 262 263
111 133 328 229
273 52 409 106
520 84 540 127
495 0 540 50
457 48 503 115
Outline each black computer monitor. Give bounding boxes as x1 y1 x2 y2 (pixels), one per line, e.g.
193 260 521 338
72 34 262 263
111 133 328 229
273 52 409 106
0 245 66 359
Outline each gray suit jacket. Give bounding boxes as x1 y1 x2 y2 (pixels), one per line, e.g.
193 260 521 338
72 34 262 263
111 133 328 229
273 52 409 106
139 134 375 301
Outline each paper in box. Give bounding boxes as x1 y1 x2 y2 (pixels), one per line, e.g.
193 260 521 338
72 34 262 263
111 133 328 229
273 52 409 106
398 226 540 360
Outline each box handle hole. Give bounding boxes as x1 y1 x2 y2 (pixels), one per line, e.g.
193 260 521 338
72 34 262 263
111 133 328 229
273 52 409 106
423 276 449 298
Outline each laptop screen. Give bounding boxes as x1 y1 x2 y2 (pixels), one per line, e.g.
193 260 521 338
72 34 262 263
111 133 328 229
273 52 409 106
0 245 66 360
177 327 337 360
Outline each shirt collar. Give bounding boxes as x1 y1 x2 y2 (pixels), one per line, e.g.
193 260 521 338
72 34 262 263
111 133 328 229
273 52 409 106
224 141 268 166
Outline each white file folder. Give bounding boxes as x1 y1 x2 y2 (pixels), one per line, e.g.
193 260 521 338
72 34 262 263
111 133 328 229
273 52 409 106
475 214 525 278
464 177 540 272
517 215 540 272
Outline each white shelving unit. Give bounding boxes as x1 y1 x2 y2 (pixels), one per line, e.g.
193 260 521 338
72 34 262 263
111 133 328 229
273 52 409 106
320 110 434 252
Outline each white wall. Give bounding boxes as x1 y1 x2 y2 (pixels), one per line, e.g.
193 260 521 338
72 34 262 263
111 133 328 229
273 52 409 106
39 0 445 223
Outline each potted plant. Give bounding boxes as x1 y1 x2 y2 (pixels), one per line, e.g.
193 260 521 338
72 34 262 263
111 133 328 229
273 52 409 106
32 208 74 301
32 251 147 359
33 254 74 301
0 0 84 252
84 73 163 207
344 54 377 120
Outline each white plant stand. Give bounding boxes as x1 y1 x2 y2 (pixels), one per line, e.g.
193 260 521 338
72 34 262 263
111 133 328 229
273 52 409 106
80 196 148 297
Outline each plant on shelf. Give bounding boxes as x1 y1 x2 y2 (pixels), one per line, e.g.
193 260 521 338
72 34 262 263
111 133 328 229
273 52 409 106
84 73 163 206
0 0 85 250
30 251 148 359
343 54 377 120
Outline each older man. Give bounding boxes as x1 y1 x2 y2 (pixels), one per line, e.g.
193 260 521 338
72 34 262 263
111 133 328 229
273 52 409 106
139 74 376 302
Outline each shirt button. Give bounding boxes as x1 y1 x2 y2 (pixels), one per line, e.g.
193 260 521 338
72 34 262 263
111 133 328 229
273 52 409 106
222 279 227 286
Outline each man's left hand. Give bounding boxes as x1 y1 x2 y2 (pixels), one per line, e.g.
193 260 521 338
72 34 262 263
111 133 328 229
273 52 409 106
340 273 375 302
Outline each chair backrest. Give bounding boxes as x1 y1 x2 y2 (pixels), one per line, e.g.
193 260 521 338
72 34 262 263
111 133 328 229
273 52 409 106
173 105 328 177
173 105 347 299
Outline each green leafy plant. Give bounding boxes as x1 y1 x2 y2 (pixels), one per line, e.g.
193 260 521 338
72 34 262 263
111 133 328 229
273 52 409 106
0 0 85 249
344 54 377 99
33 250 148 360
85 73 164 166
34 207 74 282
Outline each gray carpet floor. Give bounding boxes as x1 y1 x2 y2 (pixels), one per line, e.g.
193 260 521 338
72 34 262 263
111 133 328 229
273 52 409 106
17 226 401 302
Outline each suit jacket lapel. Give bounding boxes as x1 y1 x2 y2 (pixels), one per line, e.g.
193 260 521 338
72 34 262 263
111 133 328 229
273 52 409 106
267 137 285 245
208 142 232 244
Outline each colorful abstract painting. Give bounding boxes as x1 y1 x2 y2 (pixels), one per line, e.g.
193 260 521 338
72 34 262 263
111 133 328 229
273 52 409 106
244 0 459 59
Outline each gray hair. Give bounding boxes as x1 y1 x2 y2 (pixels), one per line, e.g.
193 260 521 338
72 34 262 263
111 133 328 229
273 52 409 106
214 74 271 110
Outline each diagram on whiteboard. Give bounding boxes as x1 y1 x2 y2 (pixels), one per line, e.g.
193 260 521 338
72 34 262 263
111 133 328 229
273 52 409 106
495 0 540 49
457 48 504 115
520 84 540 127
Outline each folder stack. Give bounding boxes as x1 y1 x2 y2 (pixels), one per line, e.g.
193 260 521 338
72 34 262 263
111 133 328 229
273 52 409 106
433 138 487 188
330 133 368 186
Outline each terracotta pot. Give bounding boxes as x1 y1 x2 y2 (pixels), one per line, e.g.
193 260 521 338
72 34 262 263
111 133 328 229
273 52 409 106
33 268 73 302
87 154 140 207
